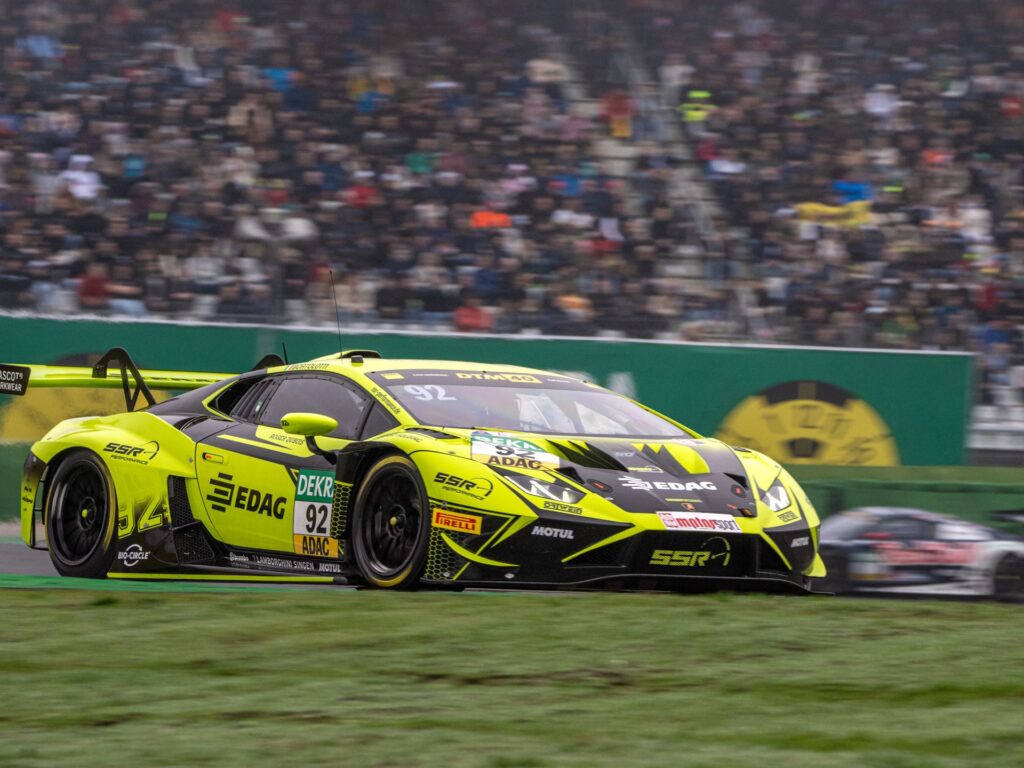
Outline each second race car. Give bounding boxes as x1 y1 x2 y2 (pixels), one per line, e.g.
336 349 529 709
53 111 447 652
816 506 1024 600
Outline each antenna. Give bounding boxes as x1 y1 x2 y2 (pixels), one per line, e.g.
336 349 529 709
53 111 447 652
281 341 289 365
328 269 344 353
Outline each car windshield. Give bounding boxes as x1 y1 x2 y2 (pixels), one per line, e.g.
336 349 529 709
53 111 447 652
374 371 690 438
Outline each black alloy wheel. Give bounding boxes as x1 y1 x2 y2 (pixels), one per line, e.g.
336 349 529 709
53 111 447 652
45 450 118 578
351 455 431 589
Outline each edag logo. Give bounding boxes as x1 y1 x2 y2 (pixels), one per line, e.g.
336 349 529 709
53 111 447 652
103 441 160 464
118 543 149 568
206 472 287 519
618 476 717 492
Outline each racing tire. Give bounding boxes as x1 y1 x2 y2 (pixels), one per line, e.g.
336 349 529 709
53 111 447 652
45 449 118 578
350 455 430 589
993 554 1024 603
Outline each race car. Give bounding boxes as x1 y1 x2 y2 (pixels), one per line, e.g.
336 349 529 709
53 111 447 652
815 507 1024 601
7 347 825 592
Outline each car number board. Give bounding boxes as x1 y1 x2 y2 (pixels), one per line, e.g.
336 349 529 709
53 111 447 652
293 469 338 558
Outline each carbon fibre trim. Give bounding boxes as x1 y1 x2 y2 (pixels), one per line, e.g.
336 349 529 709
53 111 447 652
167 476 194 527
331 483 351 539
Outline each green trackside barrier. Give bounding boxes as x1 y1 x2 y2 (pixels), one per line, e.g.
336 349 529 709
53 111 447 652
0 316 972 468
789 465 1024 534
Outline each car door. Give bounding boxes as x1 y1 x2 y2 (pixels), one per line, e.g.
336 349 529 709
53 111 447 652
863 515 934 585
195 372 374 555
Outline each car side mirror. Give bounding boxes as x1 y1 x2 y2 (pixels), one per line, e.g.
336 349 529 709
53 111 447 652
280 412 338 437
280 412 338 464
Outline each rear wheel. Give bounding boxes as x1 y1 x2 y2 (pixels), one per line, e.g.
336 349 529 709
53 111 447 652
350 455 430 589
45 450 118 578
993 554 1024 603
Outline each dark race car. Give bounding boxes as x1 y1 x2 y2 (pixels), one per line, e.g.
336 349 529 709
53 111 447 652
816 507 1024 601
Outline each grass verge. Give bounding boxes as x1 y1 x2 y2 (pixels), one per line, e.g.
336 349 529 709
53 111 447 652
1 589 1022 767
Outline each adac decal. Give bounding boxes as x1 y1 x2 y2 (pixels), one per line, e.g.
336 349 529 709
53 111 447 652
649 536 732 568
432 508 483 535
471 431 561 470
103 440 160 464
433 472 493 501
292 468 337 557
618 476 717 492
715 380 899 466
206 472 287 519
294 534 339 558
117 543 150 568
657 511 742 534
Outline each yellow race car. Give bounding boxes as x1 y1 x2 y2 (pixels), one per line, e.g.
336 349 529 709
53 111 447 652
8 348 825 591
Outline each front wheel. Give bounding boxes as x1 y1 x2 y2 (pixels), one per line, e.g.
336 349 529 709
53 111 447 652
993 554 1024 603
45 449 118 578
350 455 430 589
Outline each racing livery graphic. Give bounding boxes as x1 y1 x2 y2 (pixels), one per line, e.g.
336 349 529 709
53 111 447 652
6 347 826 592
816 507 1024 600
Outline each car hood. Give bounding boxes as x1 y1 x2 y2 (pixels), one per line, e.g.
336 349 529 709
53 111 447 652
442 428 762 515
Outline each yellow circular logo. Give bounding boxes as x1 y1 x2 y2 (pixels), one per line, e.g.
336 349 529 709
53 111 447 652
715 380 899 466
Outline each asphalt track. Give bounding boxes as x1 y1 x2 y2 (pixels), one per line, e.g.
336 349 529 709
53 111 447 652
2 527 1016 601
0 536 54 576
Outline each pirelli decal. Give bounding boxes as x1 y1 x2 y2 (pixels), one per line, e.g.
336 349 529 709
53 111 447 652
432 508 483 535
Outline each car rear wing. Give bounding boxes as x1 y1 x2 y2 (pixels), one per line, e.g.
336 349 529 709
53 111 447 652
0 347 231 412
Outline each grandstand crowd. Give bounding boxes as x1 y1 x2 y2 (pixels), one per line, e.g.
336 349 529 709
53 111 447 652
0 0 693 339
1 0 1023 400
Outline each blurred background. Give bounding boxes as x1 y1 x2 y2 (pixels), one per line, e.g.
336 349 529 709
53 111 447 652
0 0 1023 530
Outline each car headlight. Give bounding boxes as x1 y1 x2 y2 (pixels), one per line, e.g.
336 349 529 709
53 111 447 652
761 478 791 513
506 474 585 504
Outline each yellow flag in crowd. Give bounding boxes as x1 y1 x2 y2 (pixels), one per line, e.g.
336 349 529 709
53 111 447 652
795 201 872 227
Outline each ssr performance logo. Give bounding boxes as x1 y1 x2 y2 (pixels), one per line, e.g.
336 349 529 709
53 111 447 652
649 536 732 568
433 472 493 501
117 543 150 568
206 472 287 519
103 441 160 464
